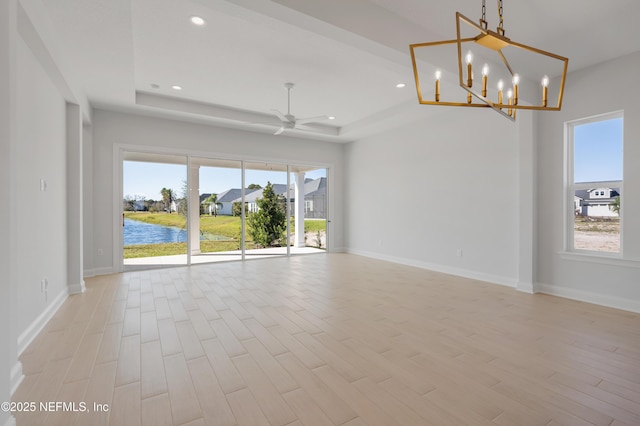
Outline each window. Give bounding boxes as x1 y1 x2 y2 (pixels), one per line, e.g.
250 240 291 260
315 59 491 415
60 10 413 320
566 112 623 254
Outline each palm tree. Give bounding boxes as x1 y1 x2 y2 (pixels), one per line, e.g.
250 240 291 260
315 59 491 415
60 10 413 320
610 195 620 215
160 187 174 213
204 193 218 216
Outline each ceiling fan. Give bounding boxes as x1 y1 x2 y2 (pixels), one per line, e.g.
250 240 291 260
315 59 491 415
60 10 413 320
270 83 329 135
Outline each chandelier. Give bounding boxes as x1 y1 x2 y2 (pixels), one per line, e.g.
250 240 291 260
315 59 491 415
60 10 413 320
410 0 568 121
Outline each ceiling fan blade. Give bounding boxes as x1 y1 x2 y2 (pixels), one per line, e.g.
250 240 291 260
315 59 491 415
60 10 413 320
246 120 281 126
295 124 319 132
274 126 286 135
271 109 291 123
296 115 329 125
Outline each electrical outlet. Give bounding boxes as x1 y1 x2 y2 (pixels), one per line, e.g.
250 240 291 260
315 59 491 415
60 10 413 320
41 278 48 292
456 249 463 257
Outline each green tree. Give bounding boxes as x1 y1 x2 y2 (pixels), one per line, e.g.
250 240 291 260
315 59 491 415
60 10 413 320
248 183 262 190
610 195 620 215
247 182 286 247
160 187 174 213
175 180 188 216
123 195 135 212
232 202 248 217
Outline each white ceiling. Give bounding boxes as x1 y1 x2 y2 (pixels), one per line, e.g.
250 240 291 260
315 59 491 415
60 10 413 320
40 0 640 142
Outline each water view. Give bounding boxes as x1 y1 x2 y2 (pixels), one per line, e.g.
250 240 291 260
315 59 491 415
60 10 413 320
124 218 226 245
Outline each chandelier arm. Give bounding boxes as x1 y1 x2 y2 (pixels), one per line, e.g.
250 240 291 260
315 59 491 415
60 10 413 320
498 50 514 76
409 38 476 49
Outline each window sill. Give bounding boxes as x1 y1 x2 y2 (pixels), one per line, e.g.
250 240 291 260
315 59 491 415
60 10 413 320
559 251 640 268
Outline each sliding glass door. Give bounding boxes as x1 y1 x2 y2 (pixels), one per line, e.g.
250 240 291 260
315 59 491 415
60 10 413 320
191 157 243 264
244 161 290 259
290 166 328 252
122 153 188 271
121 151 328 270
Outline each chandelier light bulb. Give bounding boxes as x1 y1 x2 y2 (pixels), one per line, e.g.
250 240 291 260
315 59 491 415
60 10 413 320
435 70 442 80
497 79 504 91
512 74 520 85
482 64 489 76
541 75 549 87
507 89 513 99
466 51 473 64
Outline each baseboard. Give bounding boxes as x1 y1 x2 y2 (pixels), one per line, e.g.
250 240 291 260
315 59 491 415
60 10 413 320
347 249 518 288
10 362 23 396
537 282 640 313
69 280 86 294
84 266 113 277
332 246 347 253
17 289 68 355
516 281 535 294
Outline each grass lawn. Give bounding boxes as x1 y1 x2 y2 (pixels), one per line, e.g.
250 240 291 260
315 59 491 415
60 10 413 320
124 212 326 258
125 212 325 235
303 219 327 233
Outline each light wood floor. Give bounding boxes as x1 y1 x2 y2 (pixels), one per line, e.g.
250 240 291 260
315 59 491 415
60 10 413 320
12 253 640 425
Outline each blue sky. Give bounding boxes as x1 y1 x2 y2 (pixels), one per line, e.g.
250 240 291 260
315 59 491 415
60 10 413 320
574 117 623 183
123 162 326 200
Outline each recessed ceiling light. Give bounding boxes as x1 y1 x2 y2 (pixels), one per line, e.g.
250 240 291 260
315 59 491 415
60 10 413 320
190 16 206 26
396 83 406 88
328 116 336 120
171 85 182 90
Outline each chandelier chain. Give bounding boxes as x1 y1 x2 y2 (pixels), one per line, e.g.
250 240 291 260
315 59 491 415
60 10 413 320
481 0 505 35
481 0 487 29
497 0 504 35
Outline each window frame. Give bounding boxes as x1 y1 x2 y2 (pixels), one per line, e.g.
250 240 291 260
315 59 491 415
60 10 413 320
564 110 624 256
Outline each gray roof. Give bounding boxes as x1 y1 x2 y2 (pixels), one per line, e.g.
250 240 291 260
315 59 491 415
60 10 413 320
575 187 620 201
240 184 289 203
305 177 326 197
227 178 326 203
216 188 259 203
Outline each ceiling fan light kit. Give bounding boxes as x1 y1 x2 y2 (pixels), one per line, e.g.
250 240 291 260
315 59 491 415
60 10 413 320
409 0 569 122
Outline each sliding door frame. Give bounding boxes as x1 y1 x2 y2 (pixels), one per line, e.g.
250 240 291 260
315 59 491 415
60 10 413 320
114 143 332 272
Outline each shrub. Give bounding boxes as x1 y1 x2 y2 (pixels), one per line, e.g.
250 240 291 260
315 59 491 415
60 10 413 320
246 182 286 247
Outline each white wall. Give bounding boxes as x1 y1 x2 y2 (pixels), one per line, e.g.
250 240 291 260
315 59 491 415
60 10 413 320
536 52 640 312
88 109 346 274
1 0 16 423
345 106 520 286
2 0 89 410
83 124 95 274
14 35 68 347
